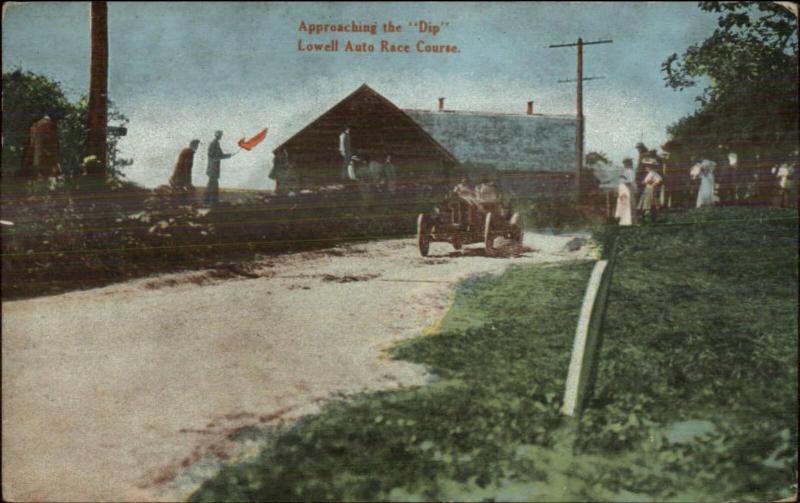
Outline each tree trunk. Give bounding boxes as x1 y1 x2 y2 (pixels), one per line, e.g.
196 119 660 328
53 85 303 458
86 1 108 177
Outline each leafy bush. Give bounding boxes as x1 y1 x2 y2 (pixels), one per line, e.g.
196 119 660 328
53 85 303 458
1 68 131 178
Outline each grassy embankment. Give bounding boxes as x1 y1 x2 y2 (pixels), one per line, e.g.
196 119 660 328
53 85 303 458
190 206 797 502
579 206 798 502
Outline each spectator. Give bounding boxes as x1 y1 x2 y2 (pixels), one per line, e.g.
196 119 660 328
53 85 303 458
692 159 717 208
382 153 397 195
615 158 637 226
638 159 663 222
170 139 200 194
773 161 795 208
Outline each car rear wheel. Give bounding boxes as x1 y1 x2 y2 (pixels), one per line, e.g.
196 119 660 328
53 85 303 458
510 213 523 245
417 213 430 257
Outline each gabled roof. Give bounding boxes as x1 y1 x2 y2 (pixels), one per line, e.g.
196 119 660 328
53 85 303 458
273 84 458 164
404 108 577 172
273 84 577 173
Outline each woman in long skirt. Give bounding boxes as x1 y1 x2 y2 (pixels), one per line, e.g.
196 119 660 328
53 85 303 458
692 160 716 208
637 160 663 222
615 159 637 225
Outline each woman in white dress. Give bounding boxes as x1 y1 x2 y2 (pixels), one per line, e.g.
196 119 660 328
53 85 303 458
692 160 717 208
615 158 637 226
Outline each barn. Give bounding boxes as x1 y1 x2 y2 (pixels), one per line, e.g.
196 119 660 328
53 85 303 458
271 84 458 188
404 100 577 198
272 84 577 198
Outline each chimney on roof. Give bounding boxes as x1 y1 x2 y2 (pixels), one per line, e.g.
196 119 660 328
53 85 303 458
527 101 534 115
438 97 445 111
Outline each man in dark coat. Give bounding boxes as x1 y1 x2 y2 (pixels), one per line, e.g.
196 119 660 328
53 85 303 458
204 130 236 205
170 139 200 191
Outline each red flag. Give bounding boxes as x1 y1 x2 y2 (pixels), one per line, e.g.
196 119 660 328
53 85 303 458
238 128 268 151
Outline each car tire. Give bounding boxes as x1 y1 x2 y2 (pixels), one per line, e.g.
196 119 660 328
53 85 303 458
417 213 430 257
510 213 523 245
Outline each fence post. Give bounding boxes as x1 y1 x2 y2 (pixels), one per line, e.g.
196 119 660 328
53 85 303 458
561 256 614 417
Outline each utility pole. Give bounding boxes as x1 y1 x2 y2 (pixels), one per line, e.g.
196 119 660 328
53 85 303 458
549 38 612 203
86 1 108 177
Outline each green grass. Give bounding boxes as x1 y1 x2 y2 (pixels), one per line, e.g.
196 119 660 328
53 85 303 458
189 206 798 502
579 206 798 501
190 262 594 502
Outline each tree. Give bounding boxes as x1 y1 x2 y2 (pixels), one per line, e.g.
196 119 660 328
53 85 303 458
61 95 132 178
1 69 131 178
661 2 799 164
1 70 72 176
86 1 109 176
584 151 617 192
585 151 610 167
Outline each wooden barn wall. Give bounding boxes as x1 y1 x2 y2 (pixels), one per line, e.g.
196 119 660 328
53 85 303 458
280 89 455 185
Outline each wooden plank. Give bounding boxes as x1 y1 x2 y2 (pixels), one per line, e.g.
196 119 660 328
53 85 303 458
561 259 611 416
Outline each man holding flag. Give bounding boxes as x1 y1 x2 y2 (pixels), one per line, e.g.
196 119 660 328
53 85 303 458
205 130 237 206
203 128 268 206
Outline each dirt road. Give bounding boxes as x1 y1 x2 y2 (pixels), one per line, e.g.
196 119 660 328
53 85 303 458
2 232 591 501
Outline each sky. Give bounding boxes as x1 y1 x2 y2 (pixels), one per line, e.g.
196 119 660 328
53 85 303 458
2 1 724 189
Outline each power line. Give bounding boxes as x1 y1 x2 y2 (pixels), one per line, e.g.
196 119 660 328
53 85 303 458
548 37 613 203
548 39 613 48
557 76 605 84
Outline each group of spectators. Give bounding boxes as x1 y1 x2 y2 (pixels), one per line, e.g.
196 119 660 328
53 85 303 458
613 142 797 226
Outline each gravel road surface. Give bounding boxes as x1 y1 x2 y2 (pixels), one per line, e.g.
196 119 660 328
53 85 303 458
2 232 591 501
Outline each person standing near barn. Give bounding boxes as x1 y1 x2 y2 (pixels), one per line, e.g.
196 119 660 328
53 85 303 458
205 130 237 206
367 154 397 196
272 148 301 196
339 127 352 180
383 153 397 195
357 154 378 207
